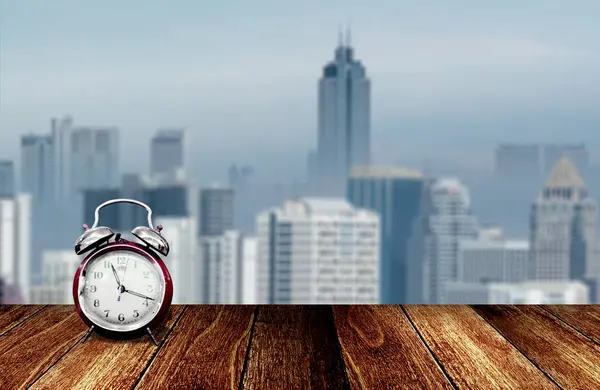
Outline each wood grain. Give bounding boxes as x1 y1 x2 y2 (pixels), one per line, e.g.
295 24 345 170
475 305 600 390
29 306 185 390
405 305 557 390
0 306 88 389
332 305 451 390
242 305 348 390
0 305 46 335
136 305 255 390
544 305 600 344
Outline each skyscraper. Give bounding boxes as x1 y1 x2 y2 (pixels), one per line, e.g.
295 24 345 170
0 160 15 198
199 186 234 237
51 116 119 199
529 156 596 282
256 198 380 304
347 166 424 304
317 30 370 195
0 194 32 303
20 134 54 202
423 179 478 303
494 144 541 181
150 129 185 177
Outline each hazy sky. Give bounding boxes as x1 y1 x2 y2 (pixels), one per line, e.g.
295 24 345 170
1 0 600 180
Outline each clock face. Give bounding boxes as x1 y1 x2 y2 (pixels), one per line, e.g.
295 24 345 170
76 248 166 332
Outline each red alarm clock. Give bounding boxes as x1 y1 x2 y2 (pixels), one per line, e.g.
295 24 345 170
72 199 173 344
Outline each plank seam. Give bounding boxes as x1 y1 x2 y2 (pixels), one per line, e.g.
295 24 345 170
327 305 351 390
0 305 48 337
26 317 90 389
540 306 600 347
401 305 458 390
471 306 564 390
238 305 260 390
132 305 189 390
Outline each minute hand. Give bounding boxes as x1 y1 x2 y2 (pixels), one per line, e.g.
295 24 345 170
123 289 155 301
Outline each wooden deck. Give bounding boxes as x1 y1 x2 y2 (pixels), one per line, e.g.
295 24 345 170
1 305 599 389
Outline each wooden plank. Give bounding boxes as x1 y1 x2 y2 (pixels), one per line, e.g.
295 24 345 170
29 306 185 390
136 305 255 390
0 305 46 335
333 305 452 390
0 306 88 390
544 305 600 344
405 305 557 390
242 306 347 390
475 305 600 390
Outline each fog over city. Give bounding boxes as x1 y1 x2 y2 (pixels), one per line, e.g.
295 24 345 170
1 1 600 305
2 0 600 180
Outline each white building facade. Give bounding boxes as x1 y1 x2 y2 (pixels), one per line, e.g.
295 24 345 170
0 194 32 303
423 179 478 304
488 281 589 304
157 216 200 304
256 198 380 304
30 250 81 304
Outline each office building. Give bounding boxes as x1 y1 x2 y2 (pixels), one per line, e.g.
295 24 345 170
156 216 200 304
494 144 540 180
488 281 589 304
150 129 185 177
51 116 119 199
347 166 424 304
317 30 371 195
243 237 258 304
0 160 15 197
201 230 249 304
423 179 478 304
256 198 380 304
199 186 234 237
20 134 54 202
529 156 596 281
0 194 32 303
31 250 81 304
458 232 529 284
542 143 589 176
443 282 489 304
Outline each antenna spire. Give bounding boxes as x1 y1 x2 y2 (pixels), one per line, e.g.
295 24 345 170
338 25 343 47
346 24 352 46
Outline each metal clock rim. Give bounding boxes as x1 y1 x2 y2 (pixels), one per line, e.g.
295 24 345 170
73 242 172 334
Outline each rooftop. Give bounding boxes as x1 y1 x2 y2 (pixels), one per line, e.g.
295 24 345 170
544 156 585 188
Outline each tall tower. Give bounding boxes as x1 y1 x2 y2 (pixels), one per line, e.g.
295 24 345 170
150 129 185 177
530 156 596 281
317 29 371 196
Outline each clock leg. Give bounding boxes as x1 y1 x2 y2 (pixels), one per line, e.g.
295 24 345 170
81 325 95 343
146 327 159 346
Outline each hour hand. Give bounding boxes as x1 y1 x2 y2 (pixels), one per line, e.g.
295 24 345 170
111 264 121 286
124 289 155 301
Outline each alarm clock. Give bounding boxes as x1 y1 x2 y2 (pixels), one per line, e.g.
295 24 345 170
72 198 173 344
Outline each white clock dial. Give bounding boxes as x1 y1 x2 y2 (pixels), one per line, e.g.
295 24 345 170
78 249 165 332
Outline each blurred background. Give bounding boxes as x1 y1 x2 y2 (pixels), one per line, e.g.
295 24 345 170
1 0 600 304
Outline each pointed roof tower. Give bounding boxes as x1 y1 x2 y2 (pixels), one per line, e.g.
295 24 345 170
544 155 585 189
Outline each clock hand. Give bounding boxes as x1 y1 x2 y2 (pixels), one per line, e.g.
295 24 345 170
123 289 155 301
110 264 121 287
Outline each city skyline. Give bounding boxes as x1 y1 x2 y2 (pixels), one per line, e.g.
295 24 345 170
2 1 600 181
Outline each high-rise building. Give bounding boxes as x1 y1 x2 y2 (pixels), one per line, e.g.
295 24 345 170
494 144 540 181
30 250 80 304
0 160 15 198
542 143 589 177
20 134 54 202
423 179 479 304
199 186 234 237
487 281 589 304
256 198 380 304
347 166 424 304
51 116 119 199
156 216 200 304
529 156 596 281
0 194 32 303
458 228 529 284
200 230 250 304
317 31 370 195
242 236 258 304
150 129 185 177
